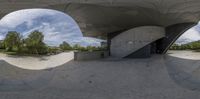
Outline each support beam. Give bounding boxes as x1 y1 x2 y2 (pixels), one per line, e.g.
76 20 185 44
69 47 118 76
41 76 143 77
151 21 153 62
107 29 127 56
156 23 197 54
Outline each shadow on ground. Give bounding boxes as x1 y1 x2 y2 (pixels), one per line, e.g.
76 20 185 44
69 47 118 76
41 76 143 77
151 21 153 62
0 55 200 99
0 60 68 92
164 55 200 91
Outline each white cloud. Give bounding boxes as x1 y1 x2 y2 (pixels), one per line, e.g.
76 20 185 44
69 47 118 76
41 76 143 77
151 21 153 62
65 37 106 47
176 27 200 44
0 9 57 28
0 35 4 40
0 9 105 47
22 22 83 46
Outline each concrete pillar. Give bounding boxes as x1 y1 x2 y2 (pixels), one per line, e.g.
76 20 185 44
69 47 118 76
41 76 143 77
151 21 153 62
156 23 197 54
110 26 165 58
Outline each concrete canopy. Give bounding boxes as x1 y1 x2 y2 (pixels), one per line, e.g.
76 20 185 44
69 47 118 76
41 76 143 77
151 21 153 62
0 0 200 38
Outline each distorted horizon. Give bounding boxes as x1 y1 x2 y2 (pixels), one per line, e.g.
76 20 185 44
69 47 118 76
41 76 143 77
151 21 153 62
0 9 105 47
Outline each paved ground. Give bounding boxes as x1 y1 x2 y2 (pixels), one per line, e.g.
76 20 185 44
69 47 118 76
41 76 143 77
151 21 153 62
0 51 200 99
167 50 200 60
165 50 200 91
0 52 74 70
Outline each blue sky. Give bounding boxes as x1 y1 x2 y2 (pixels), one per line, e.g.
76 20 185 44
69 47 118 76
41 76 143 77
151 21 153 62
0 9 199 46
0 9 105 47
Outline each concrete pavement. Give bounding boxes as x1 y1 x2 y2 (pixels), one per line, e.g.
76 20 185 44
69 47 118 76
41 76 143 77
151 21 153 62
0 51 200 98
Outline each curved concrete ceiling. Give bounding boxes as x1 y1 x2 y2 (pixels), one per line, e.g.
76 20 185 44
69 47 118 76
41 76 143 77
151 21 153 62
0 0 200 38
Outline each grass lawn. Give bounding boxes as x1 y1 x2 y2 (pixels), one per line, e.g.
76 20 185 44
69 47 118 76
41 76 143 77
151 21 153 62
0 49 18 55
4 52 18 55
195 49 200 52
0 49 6 53
0 49 62 57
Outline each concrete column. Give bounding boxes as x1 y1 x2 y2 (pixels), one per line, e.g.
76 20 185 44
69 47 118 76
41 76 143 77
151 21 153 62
110 26 165 58
157 23 196 54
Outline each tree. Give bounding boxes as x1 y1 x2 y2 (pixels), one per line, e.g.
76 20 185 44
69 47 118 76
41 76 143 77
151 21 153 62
0 40 5 49
73 44 81 50
59 41 72 51
86 46 97 52
4 31 22 51
25 30 47 54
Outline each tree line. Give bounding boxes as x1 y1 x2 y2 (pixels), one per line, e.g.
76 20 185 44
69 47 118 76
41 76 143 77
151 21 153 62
170 40 200 52
0 30 107 55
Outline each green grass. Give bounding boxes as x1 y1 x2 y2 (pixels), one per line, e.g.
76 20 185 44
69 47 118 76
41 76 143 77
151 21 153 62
0 49 19 55
195 49 200 52
4 52 18 55
0 49 6 52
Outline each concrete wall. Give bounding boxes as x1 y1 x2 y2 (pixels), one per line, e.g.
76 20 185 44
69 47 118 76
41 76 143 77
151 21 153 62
74 51 108 61
110 26 165 58
125 44 151 58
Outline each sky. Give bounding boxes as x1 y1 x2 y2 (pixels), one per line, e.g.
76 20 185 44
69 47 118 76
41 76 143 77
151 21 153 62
176 25 200 44
0 9 105 47
0 9 200 46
